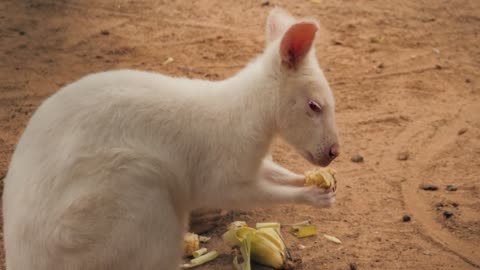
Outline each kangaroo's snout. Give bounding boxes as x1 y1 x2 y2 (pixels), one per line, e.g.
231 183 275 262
305 141 340 167
318 142 339 166
329 143 340 159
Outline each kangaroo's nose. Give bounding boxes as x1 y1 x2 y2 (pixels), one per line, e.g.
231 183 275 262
329 143 340 159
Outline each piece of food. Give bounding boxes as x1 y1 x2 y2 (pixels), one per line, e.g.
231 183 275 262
291 225 317 238
223 221 289 269
183 232 200 257
323 234 342 244
162 57 174 66
192 248 208 258
199 236 211 243
223 225 256 247
255 222 281 230
304 167 337 191
250 228 286 269
286 220 311 228
285 220 317 238
181 251 219 268
297 244 306 250
234 233 252 270
228 221 248 230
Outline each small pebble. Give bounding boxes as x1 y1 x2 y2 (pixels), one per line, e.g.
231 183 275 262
351 154 364 163
443 211 453 219
419 183 438 191
421 17 436 23
377 63 384 69
100 30 110 35
435 64 443 69
297 244 306 250
261 0 270 6
397 151 409 161
457 128 468 135
446 184 458 192
19 31 25 35
332 39 344 46
423 250 432 256
452 202 459 207
349 262 358 270
465 78 471 83
402 215 411 222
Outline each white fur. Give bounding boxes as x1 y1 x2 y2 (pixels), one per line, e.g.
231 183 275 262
3 8 338 270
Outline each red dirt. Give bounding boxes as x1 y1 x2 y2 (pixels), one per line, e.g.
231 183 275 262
1 0 479 269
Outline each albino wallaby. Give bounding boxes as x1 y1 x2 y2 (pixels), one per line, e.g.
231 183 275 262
3 7 339 270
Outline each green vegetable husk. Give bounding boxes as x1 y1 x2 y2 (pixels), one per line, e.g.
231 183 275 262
222 221 288 269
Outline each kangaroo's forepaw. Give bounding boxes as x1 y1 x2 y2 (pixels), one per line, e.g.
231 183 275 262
301 186 336 208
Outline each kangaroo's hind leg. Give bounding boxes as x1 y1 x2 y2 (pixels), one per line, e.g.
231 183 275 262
50 149 187 270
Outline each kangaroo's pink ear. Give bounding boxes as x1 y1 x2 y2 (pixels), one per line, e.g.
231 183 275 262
280 22 317 69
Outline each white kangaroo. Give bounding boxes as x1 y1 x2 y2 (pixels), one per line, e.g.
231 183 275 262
3 7 339 270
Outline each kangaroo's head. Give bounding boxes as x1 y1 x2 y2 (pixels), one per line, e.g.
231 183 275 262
264 8 339 167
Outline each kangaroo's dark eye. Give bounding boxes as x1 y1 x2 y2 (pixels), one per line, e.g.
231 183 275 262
308 100 322 113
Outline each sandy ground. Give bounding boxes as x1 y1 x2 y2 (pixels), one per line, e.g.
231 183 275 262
1 0 479 269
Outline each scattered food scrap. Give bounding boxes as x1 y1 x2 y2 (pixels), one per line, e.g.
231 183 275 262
182 233 217 268
193 248 208 258
256 222 281 229
183 232 200 257
323 234 342 244
162 57 174 66
291 225 317 238
285 220 318 238
199 236 211 243
182 251 219 268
